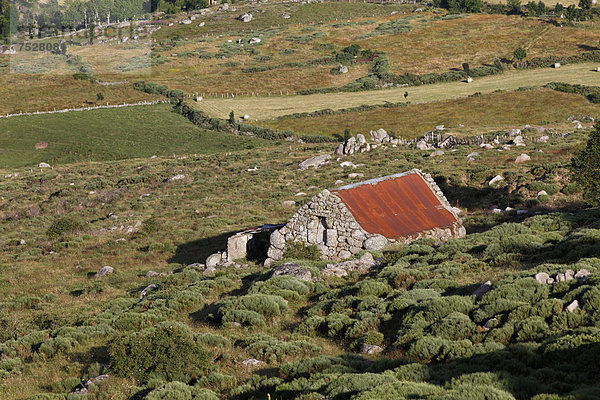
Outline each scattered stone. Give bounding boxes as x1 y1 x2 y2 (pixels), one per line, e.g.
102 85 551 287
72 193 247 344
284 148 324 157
322 253 376 277
237 13 253 22
140 284 157 298
180 19 192 24
198 22 205 27
539 135 549 143
489 175 504 186
546 277 554 284
467 152 479 158
430 150 444 157
565 269 574 281
348 173 364 179
416 140 433 150
340 161 359 168
515 154 531 163
338 65 349 74
364 234 388 251
203 266 217 275
508 128 521 136
145 270 160 277
243 114 250 120
480 143 494 149
249 37 261 44
566 300 579 313
206 253 222 268
554 62 561 68
575 269 590 281
242 358 263 367
360 344 383 354
473 281 492 299
283 200 296 207
299 154 331 170
574 122 584 129
537 190 548 197
95 266 114 277
556 273 565 282
466 77 473 83
73 375 109 395
35 142 48 150
296 192 306 196
282 13 291 18
271 263 312 282
167 174 186 182
38 162 51 168
513 135 526 146
334 180 344 186
535 272 550 284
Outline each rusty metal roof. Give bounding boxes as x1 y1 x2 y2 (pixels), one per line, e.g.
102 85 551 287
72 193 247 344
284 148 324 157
331 171 458 239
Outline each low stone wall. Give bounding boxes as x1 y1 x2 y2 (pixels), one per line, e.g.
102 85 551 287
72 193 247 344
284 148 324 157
266 190 378 266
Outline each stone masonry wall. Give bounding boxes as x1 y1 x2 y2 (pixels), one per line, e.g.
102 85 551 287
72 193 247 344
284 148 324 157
266 189 378 266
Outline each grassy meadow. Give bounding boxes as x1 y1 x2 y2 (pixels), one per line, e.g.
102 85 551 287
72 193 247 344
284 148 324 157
0 104 268 168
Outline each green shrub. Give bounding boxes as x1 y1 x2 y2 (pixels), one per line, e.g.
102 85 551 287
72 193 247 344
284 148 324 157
393 363 430 382
322 373 398 398
46 216 86 238
109 322 210 383
282 240 321 261
146 381 192 400
360 331 384 346
428 312 476 340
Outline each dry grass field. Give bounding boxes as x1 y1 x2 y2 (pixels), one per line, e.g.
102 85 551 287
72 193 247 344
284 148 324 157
195 62 600 121
260 88 600 137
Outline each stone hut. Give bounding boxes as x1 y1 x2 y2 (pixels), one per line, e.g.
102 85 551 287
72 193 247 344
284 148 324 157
265 169 465 266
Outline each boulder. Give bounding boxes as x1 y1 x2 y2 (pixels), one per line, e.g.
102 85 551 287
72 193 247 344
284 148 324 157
242 358 263 367
95 266 114 277
565 269 574 281
508 128 521 136
167 174 186 182
299 154 331 170
489 175 504 186
513 135 526 146
537 190 548 197
249 37 261 44
334 143 344 155
360 344 383 354
38 162 51 168
473 281 492 299
140 284 157 298
534 272 550 284
237 13 253 22
566 300 579 313
271 263 312 282
364 234 388 250
575 269 590 281
515 154 531 163
227 233 251 261
338 65 349 74
539 135 549 143
416 140 433 150
370 128 389 144
206 253 222 267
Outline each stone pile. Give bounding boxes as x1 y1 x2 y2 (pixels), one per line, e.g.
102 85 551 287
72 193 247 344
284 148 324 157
270 263 312 282
334 129 402 156
534 269 590 285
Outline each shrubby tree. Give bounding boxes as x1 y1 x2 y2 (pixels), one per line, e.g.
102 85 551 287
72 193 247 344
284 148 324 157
571 122 600 206
507 0 522 14
513 47 527 62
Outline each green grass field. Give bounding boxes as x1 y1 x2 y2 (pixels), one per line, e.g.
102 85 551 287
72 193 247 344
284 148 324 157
0 104 269 168
195 63 600 121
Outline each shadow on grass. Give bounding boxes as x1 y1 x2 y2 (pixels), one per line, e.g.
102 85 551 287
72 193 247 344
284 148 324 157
168 230 239 266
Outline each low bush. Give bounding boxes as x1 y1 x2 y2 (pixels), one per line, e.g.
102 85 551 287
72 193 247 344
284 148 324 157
46 216 86 238
109 322 210 383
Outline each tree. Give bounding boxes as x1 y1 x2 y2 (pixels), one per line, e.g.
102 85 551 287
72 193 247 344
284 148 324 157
462 62 470 77
571 123 600 206
513 47 527 62
404 91 409 99
0 0 13 43
88 23 95 44
579 0 592 10
507 0 522 14
229 111 235 125
344 128 351 141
